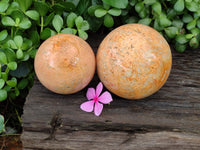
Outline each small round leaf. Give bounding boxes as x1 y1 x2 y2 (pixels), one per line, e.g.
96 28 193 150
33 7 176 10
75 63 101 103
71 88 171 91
0 30 8 41
7 62 17 70
0 79 5 89
16 49 24 59
52 15 63 33
0 51 7 64
67 12 77 28
95 8 107 18
108 8 121 16
0 89 7 101
104 14 114 28
25 10 39 21
14 35 23 48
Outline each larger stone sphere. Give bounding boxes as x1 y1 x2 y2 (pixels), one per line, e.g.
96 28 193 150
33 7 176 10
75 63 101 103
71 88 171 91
97 24 172 99
34 34 95 94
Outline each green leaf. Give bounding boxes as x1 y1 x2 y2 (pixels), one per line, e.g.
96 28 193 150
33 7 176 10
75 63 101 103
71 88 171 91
135 2 144 13
138 8 147 19
172 19 184 29
129 0 137 6
102 0 128 9
0 89 7 101
21 39 32 51
186 19 196 30
10 62 31 78
25 10 39 21
0 79 5 89
34 1 49 17
18 78 29 90
88 5 103 16
52 15 63 33
0 51 7 64
0 30 8 41
95 8 107 18
185 2 199 12
86 16 103 32
159 15 172 27
124 16 139 24
7 62 17 71
21 53 30 61
16 0 32 12
67 12 77 28
29 30 40 46
6 77 17 87
0 115 5 133
154 18 164 31
72 29 77 35
28 49 37 59
75 16 84 29
6 2 19 15
78 30 88 40
191 28 200 36
175 42 186 53
144 0 157 5
0 0 9 13
108 8 121 16
103 2 110 10
189 37 199 49
1 16 15 26
44 12 55 27
185 34 194 40
76 0 91 15
3 48 16 62
60 1 76 12
7 40 17 49
18 17 31 29
164 26 179 39
40 28 56 40
80 21 90 31
167 9 177 19
1 72 8 81
176 34 188 44
182 14 193 23
61 28 73 34
104 14 114 28
152 2 162 15
138 18 152 26
174 0 184 12
14 35 23 48
16 49 24 59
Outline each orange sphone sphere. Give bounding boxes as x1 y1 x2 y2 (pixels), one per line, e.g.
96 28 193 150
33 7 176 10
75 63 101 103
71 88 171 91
97 24 172 99
34 34 95 94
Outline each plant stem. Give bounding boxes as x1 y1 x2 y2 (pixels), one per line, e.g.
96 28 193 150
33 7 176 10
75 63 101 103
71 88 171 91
40 16 44 33
11 27 14 39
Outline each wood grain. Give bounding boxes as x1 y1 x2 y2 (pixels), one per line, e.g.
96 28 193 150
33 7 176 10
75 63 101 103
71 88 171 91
21 33 200 149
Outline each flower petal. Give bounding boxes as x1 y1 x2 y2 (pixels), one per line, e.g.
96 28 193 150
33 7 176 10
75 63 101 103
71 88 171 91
98 91 113 104
86 88 95 100
80 100 95 112
96 82 103 97
94 102 103 116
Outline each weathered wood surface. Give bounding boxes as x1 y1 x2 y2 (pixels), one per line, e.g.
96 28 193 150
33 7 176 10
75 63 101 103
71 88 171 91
21 33 200 149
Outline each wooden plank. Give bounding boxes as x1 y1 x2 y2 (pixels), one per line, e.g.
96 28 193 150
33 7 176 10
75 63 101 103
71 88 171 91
21 33 200 149
22 131 200 150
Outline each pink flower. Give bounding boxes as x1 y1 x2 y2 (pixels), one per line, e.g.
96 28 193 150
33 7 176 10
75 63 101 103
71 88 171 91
80 82 113 116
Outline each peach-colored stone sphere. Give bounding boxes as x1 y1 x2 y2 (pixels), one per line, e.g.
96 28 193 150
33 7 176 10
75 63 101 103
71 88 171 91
97 24 172 99
34 34 95 94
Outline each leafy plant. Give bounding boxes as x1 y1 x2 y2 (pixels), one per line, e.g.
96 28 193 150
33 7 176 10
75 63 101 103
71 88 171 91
0 114 5 134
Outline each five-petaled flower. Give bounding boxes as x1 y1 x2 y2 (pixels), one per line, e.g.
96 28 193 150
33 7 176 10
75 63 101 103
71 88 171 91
80 82 113 116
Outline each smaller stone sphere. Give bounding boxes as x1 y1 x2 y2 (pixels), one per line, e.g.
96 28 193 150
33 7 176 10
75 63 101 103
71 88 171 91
34 34 95 94
97 24 172 99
